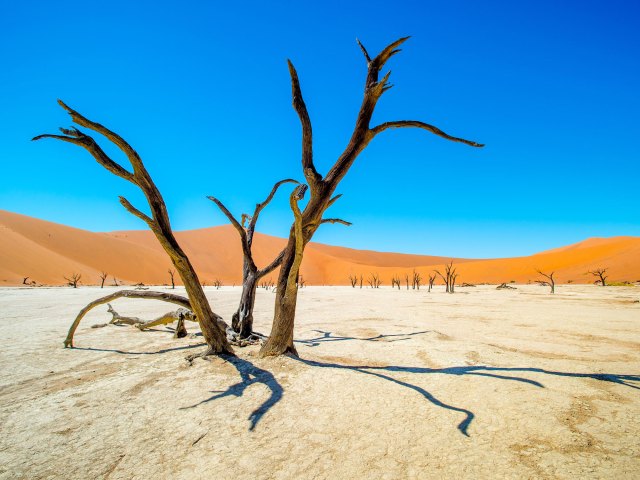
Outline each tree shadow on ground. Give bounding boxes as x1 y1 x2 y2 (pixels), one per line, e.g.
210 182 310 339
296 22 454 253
296 329 431 347
293 357 640 436
72 342 207 355
179 356 283 431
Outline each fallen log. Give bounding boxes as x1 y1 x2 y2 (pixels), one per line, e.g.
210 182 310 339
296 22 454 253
65 290 265 349
64 290 192 348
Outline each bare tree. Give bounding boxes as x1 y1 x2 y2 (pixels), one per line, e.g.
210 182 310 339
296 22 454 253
112 276 120 287
64 273 81 288
588 268 608 286
208 179 307 338
259 37 482 357
35 101 232 355
367 273 382 289
297 275 306 288
99 271 108 288
405 273 410 290
535 269 555 294
412 269 422 290
359 274 363 289
22 276 30 285
428 273 436 292
391 275 401 289
168 269 176 289
348 274 359 288
260 278 276 290
435 261 457 294
213 279 223 290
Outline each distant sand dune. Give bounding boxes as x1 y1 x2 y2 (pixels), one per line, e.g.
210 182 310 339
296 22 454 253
1 209 639 286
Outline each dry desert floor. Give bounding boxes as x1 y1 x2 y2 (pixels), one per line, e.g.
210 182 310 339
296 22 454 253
0 285 639 479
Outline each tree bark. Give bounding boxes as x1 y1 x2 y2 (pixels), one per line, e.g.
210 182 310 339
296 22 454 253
260 186 309 356
232 267 258 339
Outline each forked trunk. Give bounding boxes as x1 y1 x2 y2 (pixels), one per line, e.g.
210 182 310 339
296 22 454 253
257 38 482 357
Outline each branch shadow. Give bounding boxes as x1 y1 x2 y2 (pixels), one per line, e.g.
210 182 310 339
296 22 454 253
72 343 207 355
293 357 640 436
296 329 431 347
179 356 283 431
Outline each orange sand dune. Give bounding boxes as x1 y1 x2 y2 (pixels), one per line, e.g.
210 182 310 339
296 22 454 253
1 209 639 286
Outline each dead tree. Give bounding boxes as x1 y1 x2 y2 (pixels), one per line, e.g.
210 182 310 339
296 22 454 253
112 276 120 287
208 178 303 339
348 274 358 288
297 275 306 288
405 273 410 290
359 274 363 289
588 268 608 286
367 273 382 289
391 275 401 289
428 273 436 292
64 290 192 347
22 276 30 285
435 261 457 294
260 278 275 290
259 37 482 357
35 101 232 355
64 273 81 288
412 270 422 290
535 269 556 294
213 279 223 290
451 272 459 293
168 269 176 289
99 271 108 288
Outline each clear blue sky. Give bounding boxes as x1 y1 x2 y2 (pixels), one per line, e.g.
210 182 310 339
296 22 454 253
1 0 639 258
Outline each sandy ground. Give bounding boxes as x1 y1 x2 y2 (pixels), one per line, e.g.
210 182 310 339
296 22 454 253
0 285 639 479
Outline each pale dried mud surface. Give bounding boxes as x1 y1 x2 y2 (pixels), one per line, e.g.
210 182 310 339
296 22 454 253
0 285 638 479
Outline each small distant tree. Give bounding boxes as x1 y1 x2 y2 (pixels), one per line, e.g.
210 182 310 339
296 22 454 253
404 273 410 290
450 271 459 293
588 268 608 287
428 273 436 292
64 273 81 288
297 275 306 288
22 276 30 285
367 273 382 289
348 274 358 288
168 269 176 289
435 261 457 294
112 276 120 287
99 272 108 288
359 274 363 289
213 279 223 290
391 275 402 289
535 269 555 294
412 269 422 290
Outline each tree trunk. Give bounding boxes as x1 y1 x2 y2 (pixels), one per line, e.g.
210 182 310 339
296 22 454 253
260 187 311 357
260 238 300 356
232 268 258 339
175 256 232 354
